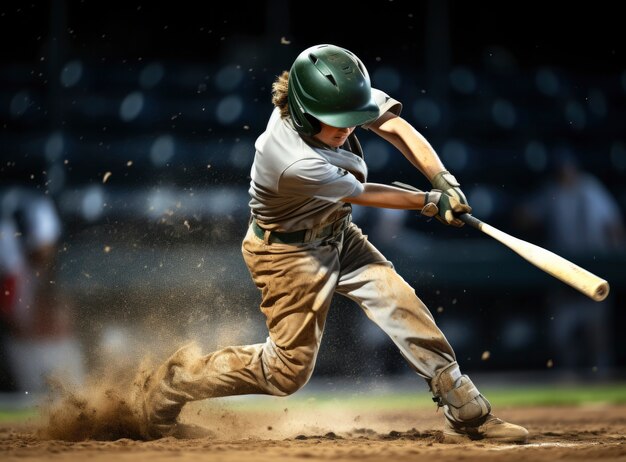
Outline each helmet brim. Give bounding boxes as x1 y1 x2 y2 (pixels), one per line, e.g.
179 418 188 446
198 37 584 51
313 104 380 129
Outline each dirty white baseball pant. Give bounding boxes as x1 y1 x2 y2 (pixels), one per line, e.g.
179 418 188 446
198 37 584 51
167 222 456 400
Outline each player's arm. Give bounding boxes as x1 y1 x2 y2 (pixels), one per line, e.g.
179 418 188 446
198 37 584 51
342 183 470 222
341 183 426 209
368 111 445 180
368 111 472 226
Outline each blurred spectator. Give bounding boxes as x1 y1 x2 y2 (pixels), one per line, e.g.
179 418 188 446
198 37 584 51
0 187 85 394
517 150 625 378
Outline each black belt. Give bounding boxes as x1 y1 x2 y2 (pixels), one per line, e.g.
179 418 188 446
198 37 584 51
251 215 351 244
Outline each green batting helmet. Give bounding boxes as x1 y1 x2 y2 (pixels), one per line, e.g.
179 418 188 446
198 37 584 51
287 44 380 136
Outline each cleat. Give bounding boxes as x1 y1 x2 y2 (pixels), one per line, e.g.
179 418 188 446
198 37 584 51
429 362 528 444
169 422 215 439
443 413 529 443
133 344 198 440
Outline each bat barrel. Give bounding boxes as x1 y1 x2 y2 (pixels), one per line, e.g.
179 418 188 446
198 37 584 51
592 281 610 301
460 213 610 302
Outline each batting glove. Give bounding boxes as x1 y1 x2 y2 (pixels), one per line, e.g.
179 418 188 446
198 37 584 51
421 190 441 218
430 171 472 227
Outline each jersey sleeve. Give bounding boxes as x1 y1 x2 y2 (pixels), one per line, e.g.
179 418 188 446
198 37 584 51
360 88 403 130
278 158 364 201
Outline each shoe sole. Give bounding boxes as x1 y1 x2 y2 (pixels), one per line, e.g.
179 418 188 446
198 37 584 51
443 430 528 444
170 423 215 439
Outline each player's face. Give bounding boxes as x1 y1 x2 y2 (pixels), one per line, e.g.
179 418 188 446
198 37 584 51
314 122 355 148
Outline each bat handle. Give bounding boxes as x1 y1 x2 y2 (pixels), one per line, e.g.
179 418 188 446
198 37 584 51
459 213 483 230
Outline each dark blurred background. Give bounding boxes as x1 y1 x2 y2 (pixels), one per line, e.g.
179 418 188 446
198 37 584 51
0 0 624 393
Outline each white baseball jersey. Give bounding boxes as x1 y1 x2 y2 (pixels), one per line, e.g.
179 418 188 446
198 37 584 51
248 88 401 231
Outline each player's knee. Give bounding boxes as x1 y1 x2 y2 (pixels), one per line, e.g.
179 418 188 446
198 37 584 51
270 370 311 396
263 344 316 396
270 360 315 396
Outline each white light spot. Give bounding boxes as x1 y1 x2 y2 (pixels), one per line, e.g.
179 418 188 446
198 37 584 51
119 91 144 121
81 185 105 222
491 99 517 129
147 189 176 218
468 186 494 218
150 135 175 166
564 100 586 129
441 140 468 171
502 317 534 349
535 68 560 96
215 65 244 92
139 62 165 89
412 98 441 127
100 325 130 357
45 131 64 162
47 163 66 195
216 95 243 125
372 66 401 93
10 90 31 117
362 139 390 172
229 143 254 169
524 140 548 172
438 319 474 349
60 60 83 87
449 67 477 94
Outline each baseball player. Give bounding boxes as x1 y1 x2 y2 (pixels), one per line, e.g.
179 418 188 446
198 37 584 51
136 44 528 443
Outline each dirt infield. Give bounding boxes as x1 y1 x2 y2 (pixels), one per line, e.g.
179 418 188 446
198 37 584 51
1 402 625 462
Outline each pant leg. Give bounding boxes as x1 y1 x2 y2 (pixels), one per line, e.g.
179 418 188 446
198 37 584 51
336 223 455 380
167 225 341 400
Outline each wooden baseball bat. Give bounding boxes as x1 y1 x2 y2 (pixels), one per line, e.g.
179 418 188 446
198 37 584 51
459 214 610 301
390 182 609 301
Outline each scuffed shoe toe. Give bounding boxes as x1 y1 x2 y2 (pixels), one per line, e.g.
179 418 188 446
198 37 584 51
444 414 528 444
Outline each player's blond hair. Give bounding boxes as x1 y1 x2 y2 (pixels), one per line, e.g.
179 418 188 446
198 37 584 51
272 71 290 118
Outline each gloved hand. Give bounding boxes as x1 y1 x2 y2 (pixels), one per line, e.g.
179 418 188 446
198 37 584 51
430 171 472 227
420 190 441 218
421 189 471 227
391 180 471 226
